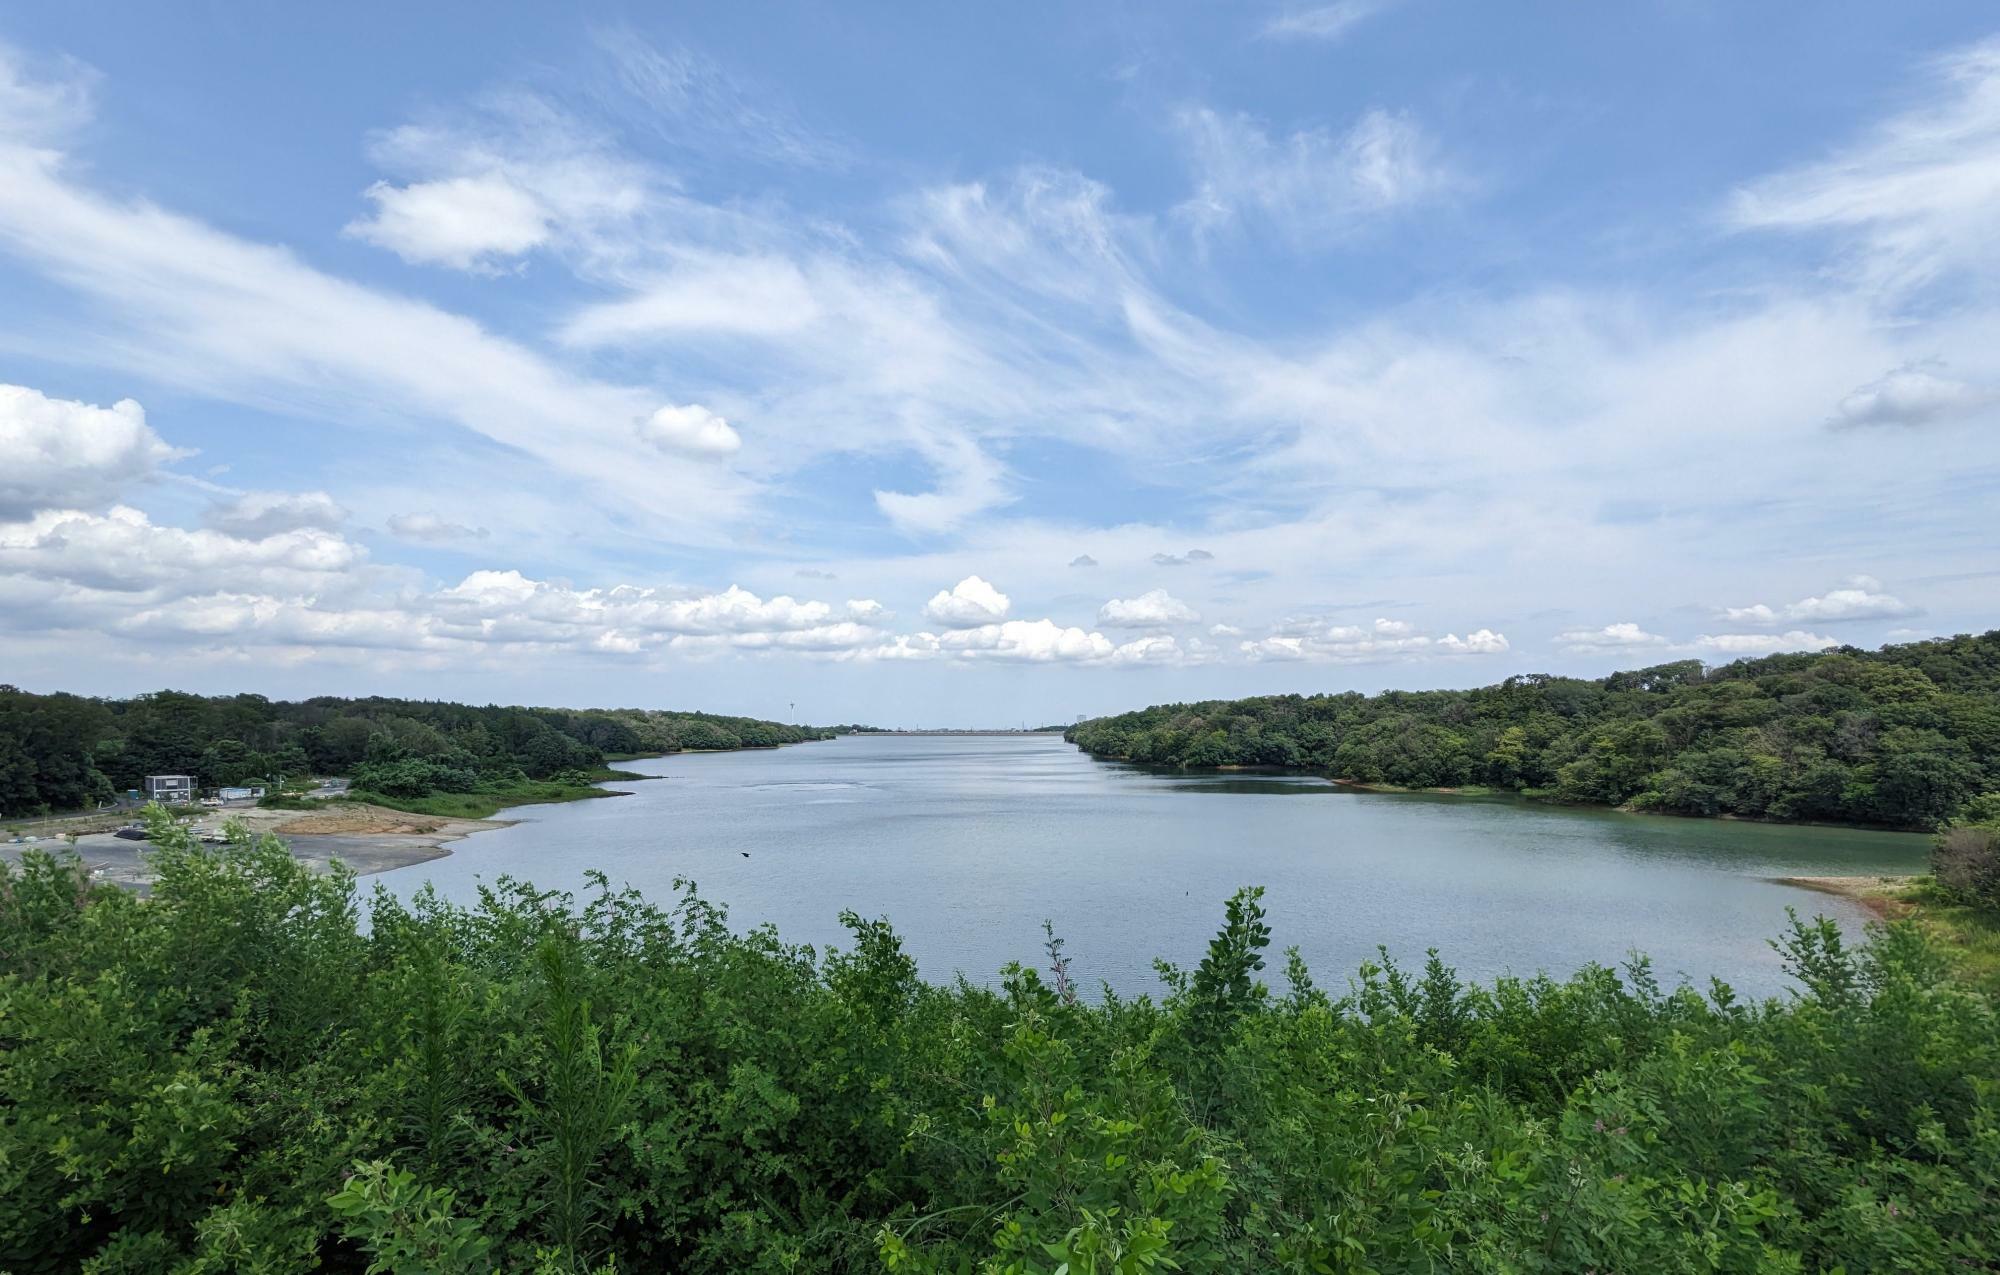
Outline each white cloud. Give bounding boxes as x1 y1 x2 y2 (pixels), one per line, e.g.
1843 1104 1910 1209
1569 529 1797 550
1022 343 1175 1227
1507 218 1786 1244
1098 588 1200 628
1727 38 2000 291
1436 629 1510 655
637 404 743 458
0 67 752 537
346 174 552 270
1831 363 1996 429
1109 633 1185 665
1722 604 1779 625
0 505 362 597
1239 616 1507 663
0 384 181 517
0 44 94 145
1176 106 1452 245
1557 621 1668 651
1152 548 1215 567
1785 582 1918 622
922 575 1011 627
1694 631 1842 656
1724 577 1918 625
591 29 851 170
938 618 1114 663
386 511 489 542
205 490 348 538
874 432 1010 535
1069 554 1098 568
558 253 823 344
845 598 886 621
1259 0 1396 42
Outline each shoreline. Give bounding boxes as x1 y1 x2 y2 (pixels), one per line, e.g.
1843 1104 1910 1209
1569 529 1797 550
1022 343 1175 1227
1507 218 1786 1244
1767 874 1917 920
17 802 519 891
1082 748 1930 836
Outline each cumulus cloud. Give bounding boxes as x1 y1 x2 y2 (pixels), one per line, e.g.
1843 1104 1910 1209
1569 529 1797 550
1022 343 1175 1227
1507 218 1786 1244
386 512 489 542
845 598 886 621
1694 631 1842 656
1098 588 1200 628
205 490 348 538
1724 577 1918 625
1240 616 1507 663
1436 629 1510 655
636 404 742 458
1557 621 1668 651
887 619 1184 666
937 618 1114 662
922 575 1011 627
0 505 362 597
345 173 552 270
1830 363 1996 429
0 384 182 517
1069 554 1098 568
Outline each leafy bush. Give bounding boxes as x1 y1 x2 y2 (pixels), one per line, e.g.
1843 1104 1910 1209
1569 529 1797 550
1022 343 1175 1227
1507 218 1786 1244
2 818 1997 1271
1934 821 2000 909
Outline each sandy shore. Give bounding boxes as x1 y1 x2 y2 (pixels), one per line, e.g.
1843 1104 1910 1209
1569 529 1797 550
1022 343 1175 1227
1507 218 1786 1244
3 801 505 891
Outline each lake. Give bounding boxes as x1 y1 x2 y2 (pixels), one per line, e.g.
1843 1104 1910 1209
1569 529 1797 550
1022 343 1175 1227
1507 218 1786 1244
372 733 1932 1000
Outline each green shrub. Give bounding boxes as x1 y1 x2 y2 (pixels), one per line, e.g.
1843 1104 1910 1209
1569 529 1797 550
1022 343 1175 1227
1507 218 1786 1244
1 825 1996 1271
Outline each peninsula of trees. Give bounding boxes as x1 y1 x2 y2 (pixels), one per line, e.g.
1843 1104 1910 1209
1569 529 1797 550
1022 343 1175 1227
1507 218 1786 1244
0 688 830 819
1068 632 2000 829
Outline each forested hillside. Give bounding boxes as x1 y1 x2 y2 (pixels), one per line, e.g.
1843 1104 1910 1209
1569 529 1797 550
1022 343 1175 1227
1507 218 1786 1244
0 687 829 817
1068 632 2000 829
1 822 1995 1271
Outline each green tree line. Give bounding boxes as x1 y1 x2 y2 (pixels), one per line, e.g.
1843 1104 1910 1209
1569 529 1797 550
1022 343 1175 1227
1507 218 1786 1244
0 687 832 817
1 821 1995 1271
1067 631 2000 829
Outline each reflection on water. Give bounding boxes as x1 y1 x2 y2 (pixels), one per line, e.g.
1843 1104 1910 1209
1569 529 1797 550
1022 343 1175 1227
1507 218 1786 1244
374 733 1931 999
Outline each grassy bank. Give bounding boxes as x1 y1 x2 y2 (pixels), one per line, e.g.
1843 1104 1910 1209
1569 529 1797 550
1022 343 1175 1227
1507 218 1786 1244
1778 875 2000 994
351 769 647 820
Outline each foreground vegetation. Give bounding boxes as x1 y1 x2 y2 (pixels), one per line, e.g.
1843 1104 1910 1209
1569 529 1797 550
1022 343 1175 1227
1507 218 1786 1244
0 686 832 818
1069 631 2000 829
3 819 1998 1273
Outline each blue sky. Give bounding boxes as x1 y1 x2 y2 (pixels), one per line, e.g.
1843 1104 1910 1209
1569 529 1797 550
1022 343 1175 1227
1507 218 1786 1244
1 3 1996 726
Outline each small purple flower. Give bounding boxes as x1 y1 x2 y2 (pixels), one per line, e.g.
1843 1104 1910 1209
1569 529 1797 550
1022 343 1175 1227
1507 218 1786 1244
1593 1119 1604 1133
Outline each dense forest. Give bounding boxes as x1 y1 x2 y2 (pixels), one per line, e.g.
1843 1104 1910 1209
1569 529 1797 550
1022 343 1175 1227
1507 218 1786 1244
1069 632 2000 830
0 687 830 818
1 819 1995 1272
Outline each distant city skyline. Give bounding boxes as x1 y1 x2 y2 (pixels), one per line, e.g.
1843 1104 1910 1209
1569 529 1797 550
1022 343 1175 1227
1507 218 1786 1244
1 4 1996 725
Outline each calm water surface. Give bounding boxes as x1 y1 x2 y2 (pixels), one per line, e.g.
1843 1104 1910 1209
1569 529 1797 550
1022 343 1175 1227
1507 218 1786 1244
372 734 1930 999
